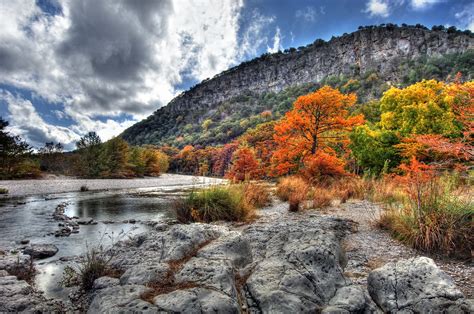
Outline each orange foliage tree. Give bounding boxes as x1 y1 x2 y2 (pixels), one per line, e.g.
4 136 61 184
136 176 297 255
272 86 364 176
225 147 261 182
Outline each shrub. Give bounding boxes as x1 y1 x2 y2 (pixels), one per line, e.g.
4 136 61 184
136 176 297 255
0 188 8 194
174 185 255 223
300 152 347 185
377 160 473 257
276 176 309 212
80 185 89 192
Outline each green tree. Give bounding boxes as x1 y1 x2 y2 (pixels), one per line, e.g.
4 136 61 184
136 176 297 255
350 125 401 176
76 132 103 177
101 137 130 177
0 117 36 178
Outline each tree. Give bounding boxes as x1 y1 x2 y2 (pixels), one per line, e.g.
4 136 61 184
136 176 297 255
350 125 401 175
39 142 65 172
142 148 169 176
225 147 261 182
272 86 364 175
0 117 36 178
379 80 461 136
75 132 103 177
101 137 130 177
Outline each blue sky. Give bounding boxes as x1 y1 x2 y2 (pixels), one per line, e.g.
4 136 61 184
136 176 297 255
0 0 472 149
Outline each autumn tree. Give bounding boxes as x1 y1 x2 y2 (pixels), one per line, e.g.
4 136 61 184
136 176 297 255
101 137 131 177
272 86 364 176
226 147 261 182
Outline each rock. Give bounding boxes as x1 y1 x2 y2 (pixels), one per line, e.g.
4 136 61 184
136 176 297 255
0 275 61 312
175 257 237 298
23 244 58 259
120 263 170 286
76 218 94 225
197 231 252 268
109 224 223 268
368 257 473 313
243 217 351 312
20 239 30 245
0 252 31 273
93 276 120 290
323 285 381 313
87 284 154 313
153 288 239 313
0 270 9 277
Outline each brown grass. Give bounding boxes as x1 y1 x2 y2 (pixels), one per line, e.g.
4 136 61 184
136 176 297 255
311 187 334 209
242 182 271 208
9 256 35 283
276 176 310 212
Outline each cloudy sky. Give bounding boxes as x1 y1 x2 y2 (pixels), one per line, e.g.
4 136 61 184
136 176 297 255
0 0 472 149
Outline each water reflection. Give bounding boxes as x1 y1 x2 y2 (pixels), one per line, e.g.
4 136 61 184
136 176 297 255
0 190 175 300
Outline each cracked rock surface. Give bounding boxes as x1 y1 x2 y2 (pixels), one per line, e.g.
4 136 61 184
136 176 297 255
84 202 473 313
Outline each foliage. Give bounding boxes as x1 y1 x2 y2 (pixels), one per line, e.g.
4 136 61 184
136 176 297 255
300 152 347 184
174 185 255 223
0 187 8 194
0 117 38 179
272 86 363 176
350 125 401 175
225 147 261 182
76 132 103 177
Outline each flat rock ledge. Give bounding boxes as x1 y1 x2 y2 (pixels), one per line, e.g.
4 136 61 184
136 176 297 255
85 213 473 313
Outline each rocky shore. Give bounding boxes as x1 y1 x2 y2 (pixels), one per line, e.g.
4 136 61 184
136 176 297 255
1 200 473 313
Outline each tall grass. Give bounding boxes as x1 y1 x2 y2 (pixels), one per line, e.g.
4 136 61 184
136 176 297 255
276 176 309 212
174 183 268 223
0 187 8 194
377 173 473 257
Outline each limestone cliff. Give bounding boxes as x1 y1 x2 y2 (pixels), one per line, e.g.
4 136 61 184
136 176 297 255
122 25 474 146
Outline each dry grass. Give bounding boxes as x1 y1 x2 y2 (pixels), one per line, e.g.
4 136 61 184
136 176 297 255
376 174 473 258
276 176 310 212
311 187 334 208
9 256 35 283
242 182 272 208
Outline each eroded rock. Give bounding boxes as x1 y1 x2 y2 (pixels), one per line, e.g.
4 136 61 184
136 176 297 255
87 284 154 313
368 257 473 313
120 263 170 286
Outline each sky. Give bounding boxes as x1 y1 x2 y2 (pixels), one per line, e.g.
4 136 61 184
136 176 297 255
0 0 472 150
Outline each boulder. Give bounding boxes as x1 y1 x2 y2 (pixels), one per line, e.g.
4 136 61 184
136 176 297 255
368 257 473 313
23 244 58 259
323 285 381 313
197 231 252 268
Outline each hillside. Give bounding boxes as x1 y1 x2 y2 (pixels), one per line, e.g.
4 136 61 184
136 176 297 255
121 24 474 147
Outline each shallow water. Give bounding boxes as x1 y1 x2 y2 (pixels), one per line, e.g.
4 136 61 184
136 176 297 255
0 175 225 301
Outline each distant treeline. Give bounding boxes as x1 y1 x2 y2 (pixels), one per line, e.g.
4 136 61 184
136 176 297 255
0 119 168 180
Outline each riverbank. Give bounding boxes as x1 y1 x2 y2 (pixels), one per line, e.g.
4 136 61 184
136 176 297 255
0 174 226 197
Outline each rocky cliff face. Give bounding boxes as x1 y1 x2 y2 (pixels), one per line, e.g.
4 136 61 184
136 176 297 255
122 25 474 146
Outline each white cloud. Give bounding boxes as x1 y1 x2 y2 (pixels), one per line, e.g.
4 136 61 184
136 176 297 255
364 0 390 18
296 6 317 22
0 0 275 148
455 3 474 32
267 27 282 53
410 0 443 10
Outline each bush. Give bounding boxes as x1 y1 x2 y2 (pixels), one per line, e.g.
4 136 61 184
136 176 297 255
377 165 473 257
300 152 347 185
174 185 255 223
276 176 309 212
80 185 89 192
0 188 8 194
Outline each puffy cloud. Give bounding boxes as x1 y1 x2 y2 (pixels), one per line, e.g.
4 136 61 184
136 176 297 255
364 0 390 17
0 0 276 148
